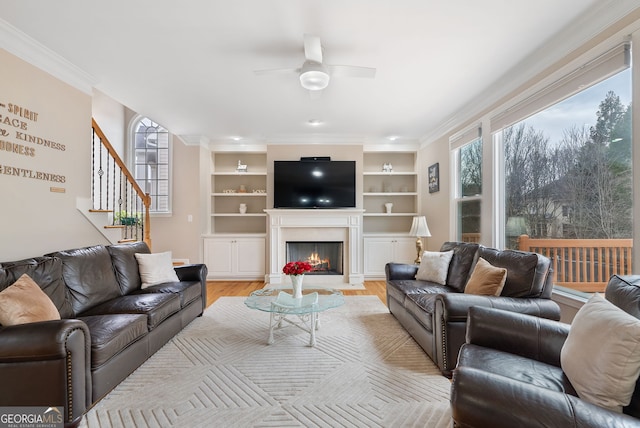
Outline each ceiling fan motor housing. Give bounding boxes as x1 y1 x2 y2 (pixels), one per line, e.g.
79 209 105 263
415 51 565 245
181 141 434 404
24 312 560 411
299 61 330 91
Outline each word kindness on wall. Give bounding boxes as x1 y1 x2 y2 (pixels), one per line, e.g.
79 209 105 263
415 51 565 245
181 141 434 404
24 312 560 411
0 101 66 185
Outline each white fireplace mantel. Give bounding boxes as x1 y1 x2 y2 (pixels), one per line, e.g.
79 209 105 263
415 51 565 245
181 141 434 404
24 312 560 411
265 209 365 286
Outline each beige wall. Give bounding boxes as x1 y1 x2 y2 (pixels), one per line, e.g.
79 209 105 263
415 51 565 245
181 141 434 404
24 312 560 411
149 136 202 263
418 135 450 251
0 49 108 260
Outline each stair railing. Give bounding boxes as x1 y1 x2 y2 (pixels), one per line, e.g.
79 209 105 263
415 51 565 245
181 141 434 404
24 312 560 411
91 118 152 248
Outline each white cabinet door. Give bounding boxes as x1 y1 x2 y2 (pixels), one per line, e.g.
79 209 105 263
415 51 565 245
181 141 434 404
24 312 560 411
203 236 265 279
364 236 415 278
235 238 265 276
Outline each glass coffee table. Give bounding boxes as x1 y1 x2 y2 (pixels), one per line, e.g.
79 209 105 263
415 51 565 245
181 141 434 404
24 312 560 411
245 288 344 346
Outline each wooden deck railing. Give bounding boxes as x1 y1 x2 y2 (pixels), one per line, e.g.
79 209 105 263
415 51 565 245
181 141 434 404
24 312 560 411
517 235 632 292
91 119 151 248
461 233 481 244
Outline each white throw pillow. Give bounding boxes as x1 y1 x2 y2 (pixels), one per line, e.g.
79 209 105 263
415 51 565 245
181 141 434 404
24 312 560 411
560 293 640 413
134 251 180 288
415 250 454 285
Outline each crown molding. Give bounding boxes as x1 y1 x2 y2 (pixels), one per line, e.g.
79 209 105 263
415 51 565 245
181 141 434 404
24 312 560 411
419 0 640 148
0 18 97 94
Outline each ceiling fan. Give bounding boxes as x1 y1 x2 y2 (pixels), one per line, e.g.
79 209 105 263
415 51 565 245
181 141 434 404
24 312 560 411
254 34 376 94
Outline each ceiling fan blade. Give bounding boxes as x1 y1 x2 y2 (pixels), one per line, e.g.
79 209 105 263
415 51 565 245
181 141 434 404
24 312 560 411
328 65 376 79
253 67 299 76
303 34 323 64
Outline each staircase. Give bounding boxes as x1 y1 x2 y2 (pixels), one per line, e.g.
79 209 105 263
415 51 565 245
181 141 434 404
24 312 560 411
81 118 151 248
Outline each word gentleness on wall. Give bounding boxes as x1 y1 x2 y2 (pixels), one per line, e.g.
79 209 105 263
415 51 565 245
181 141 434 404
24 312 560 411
0 101 67 186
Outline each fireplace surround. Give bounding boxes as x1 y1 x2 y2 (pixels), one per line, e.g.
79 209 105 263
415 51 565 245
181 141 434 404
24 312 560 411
265 209 364 286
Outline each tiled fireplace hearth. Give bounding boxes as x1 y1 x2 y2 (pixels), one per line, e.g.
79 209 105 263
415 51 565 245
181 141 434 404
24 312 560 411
265 209 364 286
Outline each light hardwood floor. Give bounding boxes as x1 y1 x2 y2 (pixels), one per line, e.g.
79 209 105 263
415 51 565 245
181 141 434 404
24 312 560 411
206 280 387 308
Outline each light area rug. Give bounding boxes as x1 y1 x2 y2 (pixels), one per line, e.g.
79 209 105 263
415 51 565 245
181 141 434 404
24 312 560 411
80 296 452 428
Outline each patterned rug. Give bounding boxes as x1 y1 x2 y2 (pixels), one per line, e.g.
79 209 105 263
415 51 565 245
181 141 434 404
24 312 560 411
80 296 452 427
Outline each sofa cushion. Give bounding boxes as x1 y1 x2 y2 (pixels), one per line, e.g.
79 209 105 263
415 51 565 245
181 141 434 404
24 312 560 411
80 293 181 330
107 241 150 295
0 274 61 326
459 343 577 396
79 314 148 369
416 251 453 285
48 245 121 315
440 242 480 292
464 257 507 296
478 247 549 298
134 252 179 289
133 281 202 308
561 293 640 413
0 256 73 318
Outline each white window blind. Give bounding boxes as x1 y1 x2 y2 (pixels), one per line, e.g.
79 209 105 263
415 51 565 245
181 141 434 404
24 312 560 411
450 124 482 150
491 43 630 131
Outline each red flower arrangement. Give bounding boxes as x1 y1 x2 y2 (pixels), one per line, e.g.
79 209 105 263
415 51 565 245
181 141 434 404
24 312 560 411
282 261 313 276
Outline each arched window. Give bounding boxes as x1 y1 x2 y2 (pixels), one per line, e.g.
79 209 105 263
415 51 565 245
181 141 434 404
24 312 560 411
131 116 171 213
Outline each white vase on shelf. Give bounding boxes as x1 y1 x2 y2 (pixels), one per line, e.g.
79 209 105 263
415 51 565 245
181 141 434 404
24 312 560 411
385 202 393 214
239 203 247 214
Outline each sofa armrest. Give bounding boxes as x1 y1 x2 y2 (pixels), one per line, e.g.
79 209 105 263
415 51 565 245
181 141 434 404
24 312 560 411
385 262 418 281
174 263 208 312
436 293 561 322
0 319 91 426
465 306 570 366
451 366 640 428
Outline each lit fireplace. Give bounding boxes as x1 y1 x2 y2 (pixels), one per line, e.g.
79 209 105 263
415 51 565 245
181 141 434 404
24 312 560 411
286 241 343 275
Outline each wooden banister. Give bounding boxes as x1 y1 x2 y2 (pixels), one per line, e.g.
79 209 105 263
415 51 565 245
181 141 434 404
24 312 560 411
518 235 632 292
91 118 151 248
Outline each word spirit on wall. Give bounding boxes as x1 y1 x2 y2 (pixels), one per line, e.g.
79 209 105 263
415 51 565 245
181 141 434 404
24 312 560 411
0 101 67 191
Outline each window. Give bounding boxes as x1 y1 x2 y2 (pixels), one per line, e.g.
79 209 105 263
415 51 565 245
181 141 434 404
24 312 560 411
132 117 171 213
499 68 632 295
453 133 482 243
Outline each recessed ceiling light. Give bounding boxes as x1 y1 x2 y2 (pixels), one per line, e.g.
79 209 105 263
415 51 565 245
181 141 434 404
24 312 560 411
230 136 242 141
308 119 323 126
387 135 399 141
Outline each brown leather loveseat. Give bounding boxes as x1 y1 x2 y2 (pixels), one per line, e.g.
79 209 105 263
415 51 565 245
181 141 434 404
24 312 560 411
385 241 560 376
0 241 207 427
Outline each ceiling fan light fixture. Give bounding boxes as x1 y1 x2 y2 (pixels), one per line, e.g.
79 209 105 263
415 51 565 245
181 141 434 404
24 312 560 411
299 61 330 91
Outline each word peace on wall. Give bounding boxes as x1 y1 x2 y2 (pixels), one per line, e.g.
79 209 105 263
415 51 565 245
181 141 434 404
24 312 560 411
0 102 67 188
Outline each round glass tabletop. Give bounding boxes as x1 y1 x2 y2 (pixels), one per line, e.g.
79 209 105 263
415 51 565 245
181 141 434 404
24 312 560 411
245 287 345 314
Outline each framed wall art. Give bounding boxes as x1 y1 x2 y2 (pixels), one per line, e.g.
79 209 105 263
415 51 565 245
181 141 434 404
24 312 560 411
428 162 440 193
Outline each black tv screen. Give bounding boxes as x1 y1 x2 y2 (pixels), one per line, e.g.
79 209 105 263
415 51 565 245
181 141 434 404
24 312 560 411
274 160 356 208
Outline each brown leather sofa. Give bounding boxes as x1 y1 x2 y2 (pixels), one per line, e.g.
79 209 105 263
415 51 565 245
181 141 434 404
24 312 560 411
385 241 561 376
0 241 207 427
451 275 640 427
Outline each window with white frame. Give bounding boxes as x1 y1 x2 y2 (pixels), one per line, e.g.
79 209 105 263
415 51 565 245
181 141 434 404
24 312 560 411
131 117 171 213
452 128 482 244
494 44 631 295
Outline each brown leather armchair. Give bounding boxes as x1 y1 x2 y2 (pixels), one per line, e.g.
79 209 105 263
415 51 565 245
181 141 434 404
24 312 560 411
451 275 640 427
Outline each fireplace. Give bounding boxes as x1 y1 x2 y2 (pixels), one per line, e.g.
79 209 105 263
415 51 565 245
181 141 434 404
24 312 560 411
265 209 365 286
286 241 344 275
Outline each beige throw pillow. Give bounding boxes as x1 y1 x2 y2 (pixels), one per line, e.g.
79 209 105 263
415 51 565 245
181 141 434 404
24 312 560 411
0 274 61 326
415 250 454 285
135 251 180 288
561 293 640 413
464 257 507 296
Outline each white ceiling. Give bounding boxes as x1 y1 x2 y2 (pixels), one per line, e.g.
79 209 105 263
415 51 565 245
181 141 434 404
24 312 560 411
1 1 636 147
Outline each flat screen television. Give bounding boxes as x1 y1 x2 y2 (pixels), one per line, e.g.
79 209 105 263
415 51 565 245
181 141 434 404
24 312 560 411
274 159 356 208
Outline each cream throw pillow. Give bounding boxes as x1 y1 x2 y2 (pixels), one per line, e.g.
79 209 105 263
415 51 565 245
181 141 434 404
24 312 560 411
0 274 61 325
135 251 180 288
464 257 507 296
415 250 454 285
561 293 640 413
